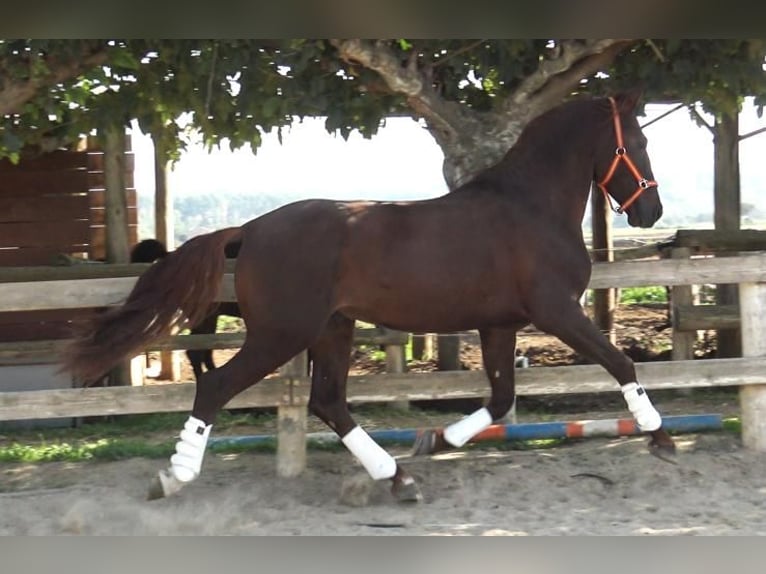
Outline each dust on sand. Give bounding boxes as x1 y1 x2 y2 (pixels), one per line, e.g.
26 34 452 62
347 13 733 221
2 430 765 535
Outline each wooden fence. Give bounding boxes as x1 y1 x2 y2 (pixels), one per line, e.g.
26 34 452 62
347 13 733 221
602 229 766 361
2 252 766 475
663 230 766 361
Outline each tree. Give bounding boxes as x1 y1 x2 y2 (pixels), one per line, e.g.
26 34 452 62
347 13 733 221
0 40 304 162
4 39 765 171
1 39 635 179
0 39 111 159
325 39 636 189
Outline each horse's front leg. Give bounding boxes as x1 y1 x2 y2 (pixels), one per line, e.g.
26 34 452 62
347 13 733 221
532 298 676 458
413 327 520 456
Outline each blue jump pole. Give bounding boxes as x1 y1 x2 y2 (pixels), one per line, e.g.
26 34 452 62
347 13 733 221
208 413 723 450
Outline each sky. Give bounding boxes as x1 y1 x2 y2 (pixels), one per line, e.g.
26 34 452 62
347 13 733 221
130 99 766 224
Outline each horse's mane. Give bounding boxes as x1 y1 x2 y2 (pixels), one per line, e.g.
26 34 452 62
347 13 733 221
454 95 611 194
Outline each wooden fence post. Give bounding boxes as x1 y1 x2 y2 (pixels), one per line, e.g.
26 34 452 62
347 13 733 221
276 351 308 477
102 124 132 386
671 247 696 361
437 333 461 371
411 334 435 361
411 334 425 360
384 329 409 410
739 282 766 450
591 185 616 345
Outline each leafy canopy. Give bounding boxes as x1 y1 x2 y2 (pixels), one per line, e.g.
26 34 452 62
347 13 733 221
2 39 765 163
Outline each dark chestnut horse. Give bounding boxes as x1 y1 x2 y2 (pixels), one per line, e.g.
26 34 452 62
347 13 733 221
61 90 673 502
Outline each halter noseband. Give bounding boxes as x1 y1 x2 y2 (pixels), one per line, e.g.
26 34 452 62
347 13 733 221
596 97 658 214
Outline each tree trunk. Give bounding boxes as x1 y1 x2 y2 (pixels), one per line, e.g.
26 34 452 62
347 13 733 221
103 123 130 264
153 136 175 251
430 113 529 190
713 111 741 358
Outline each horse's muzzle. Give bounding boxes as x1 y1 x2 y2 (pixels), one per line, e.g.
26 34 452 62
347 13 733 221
628 198 663 229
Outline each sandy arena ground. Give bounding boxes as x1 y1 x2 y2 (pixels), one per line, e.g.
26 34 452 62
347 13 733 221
2 305 764 535
2 429 766 535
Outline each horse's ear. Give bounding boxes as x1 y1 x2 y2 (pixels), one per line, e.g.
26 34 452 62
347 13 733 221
614 88 644 113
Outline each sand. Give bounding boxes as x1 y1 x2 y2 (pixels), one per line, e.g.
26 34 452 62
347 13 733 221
2 429 766 536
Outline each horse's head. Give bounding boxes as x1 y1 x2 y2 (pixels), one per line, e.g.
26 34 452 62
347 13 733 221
594 89 663 228
130 239 169 263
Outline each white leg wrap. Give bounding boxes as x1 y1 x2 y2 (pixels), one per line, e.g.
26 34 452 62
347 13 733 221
169 416 212 483
621 382 662 432
341 426 397 480
443 407 493 448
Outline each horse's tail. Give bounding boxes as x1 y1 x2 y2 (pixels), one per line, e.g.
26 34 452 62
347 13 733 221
60 227 243 384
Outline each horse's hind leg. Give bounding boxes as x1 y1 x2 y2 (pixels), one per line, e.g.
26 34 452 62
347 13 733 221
186 313 219 381
308 313 421 503
413 327 519 456
532 298 676 458
148 331 310 500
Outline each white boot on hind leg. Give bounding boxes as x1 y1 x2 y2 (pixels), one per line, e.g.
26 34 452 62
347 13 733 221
148 416 213 500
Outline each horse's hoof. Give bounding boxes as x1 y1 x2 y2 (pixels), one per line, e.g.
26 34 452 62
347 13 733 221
147 475 166 501
412 429 447 456
391 476 423 503
146 469 184 500
648 439 678 465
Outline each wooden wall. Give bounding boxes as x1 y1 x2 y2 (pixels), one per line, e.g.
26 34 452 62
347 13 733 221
0 141 137 343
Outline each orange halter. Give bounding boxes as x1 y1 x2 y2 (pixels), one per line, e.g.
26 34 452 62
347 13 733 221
596 97 658 214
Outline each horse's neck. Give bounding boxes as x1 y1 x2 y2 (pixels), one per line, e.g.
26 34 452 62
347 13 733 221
501 125 598 227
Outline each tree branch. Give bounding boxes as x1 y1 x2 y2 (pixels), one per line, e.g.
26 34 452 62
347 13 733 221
330 39 475 142
739 125 766 142
507 39 635 112
689 104 714 134
0 43 110 116
530 40 636 113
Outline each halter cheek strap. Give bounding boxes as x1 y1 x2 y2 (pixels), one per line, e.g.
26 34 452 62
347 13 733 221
596 97 658 214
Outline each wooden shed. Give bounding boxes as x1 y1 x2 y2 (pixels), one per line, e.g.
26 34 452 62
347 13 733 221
0 140 137 425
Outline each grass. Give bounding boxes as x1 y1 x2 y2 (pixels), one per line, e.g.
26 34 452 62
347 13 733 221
618 285 668 304
0 410 743 464
722 417 741 434
0 439 174 463
0 410 276 463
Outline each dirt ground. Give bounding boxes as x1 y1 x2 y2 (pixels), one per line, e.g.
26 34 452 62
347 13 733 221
2 304 765 535
2 429 765 535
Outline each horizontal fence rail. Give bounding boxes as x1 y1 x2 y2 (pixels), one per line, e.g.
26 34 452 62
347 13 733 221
0 328 409 364
2 357 764 421
4 253 766 312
